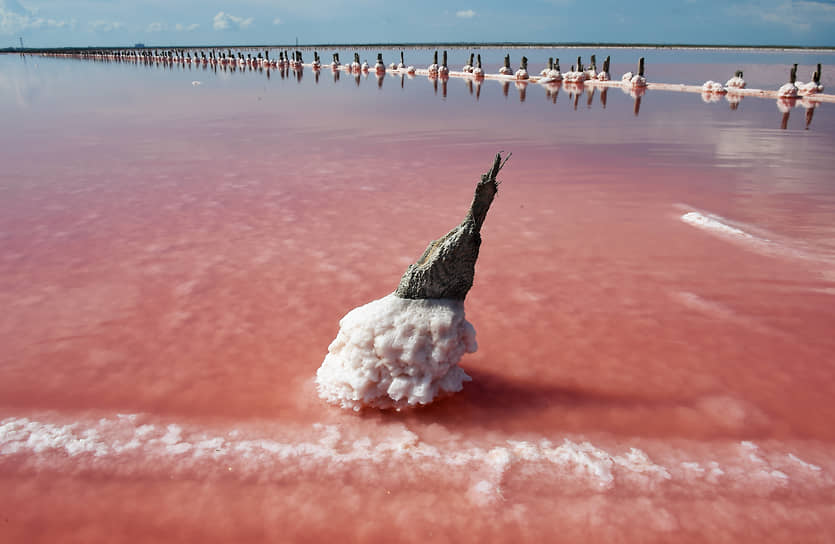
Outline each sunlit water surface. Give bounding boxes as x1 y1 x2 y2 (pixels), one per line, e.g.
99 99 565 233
1 48 835 542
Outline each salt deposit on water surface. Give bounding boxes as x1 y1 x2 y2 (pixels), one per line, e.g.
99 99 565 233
1 414 831 505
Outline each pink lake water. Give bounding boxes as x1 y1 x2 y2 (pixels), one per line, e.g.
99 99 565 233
1 48 835 542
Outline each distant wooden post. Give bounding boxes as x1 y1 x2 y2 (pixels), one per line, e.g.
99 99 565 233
521 56 527 70
603 56 610 74
590 54 596 71
503 54 510 69
576 56 582 72
814 63 822 84
790 63 797 84
638 57 645 77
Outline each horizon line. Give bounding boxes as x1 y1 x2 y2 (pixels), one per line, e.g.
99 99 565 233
3 41 835 53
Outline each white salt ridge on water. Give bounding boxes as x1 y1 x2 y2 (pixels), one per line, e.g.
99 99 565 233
680 211 759 241
678 206 835 273
1 414 831 504
315 294 477 410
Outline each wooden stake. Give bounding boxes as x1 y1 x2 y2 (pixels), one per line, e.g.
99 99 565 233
638 57 645 77
394 153 511 300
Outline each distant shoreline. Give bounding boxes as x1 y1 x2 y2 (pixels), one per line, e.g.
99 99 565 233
3 42 835 54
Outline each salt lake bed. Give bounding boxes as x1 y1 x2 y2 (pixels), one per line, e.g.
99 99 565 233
1 47 835 542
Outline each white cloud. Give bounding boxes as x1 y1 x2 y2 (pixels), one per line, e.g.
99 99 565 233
0 0 72 34
725 0 835 32
456 9 476 18
89 20 123 32
273 17 282 25
175 23 199 31
213 11 254 30
146 21 165 32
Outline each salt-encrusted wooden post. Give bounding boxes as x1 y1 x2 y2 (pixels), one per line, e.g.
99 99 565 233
576 56 583 72
602 56 610 74
395 152 511 300
503 54 510 70
790 63 797 84
401 51 405 66
590 54 596 71
638 57 645 77
521 56 528 70
814 63 822 85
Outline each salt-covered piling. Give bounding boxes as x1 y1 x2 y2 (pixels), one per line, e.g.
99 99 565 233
463 53 474 73
473 54 484 78
428 51 439 75
778 64 799 98
516 56 530 80
597 56 611 81
439 51 450 76
499 54 512 75
316 153 511 411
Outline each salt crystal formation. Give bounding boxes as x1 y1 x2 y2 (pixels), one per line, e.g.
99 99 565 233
315 294 477 410
316 153 509 410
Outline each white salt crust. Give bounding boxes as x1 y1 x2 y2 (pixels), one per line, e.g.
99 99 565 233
1 415 831 505
315 294 477 410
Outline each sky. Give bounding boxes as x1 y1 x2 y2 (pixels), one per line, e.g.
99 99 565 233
1 0 834 48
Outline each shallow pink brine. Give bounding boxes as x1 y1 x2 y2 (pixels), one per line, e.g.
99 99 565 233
1 49 834 543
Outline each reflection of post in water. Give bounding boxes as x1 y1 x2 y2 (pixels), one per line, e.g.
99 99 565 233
586 86 595 108
475 78 482 101
442 77 447 98
466 78 473 95
377 72 384 89
804 100 816 130
600 87 607 108
726 93 741 111
355 72 361 86
546 83 560 104
634 94 642 116
516 81 527 102
401 74 405 89
267 67 271 80
501 80 509 98
433 77 438 95
314 70 319 83
573 89 580 110
777 98 794 130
